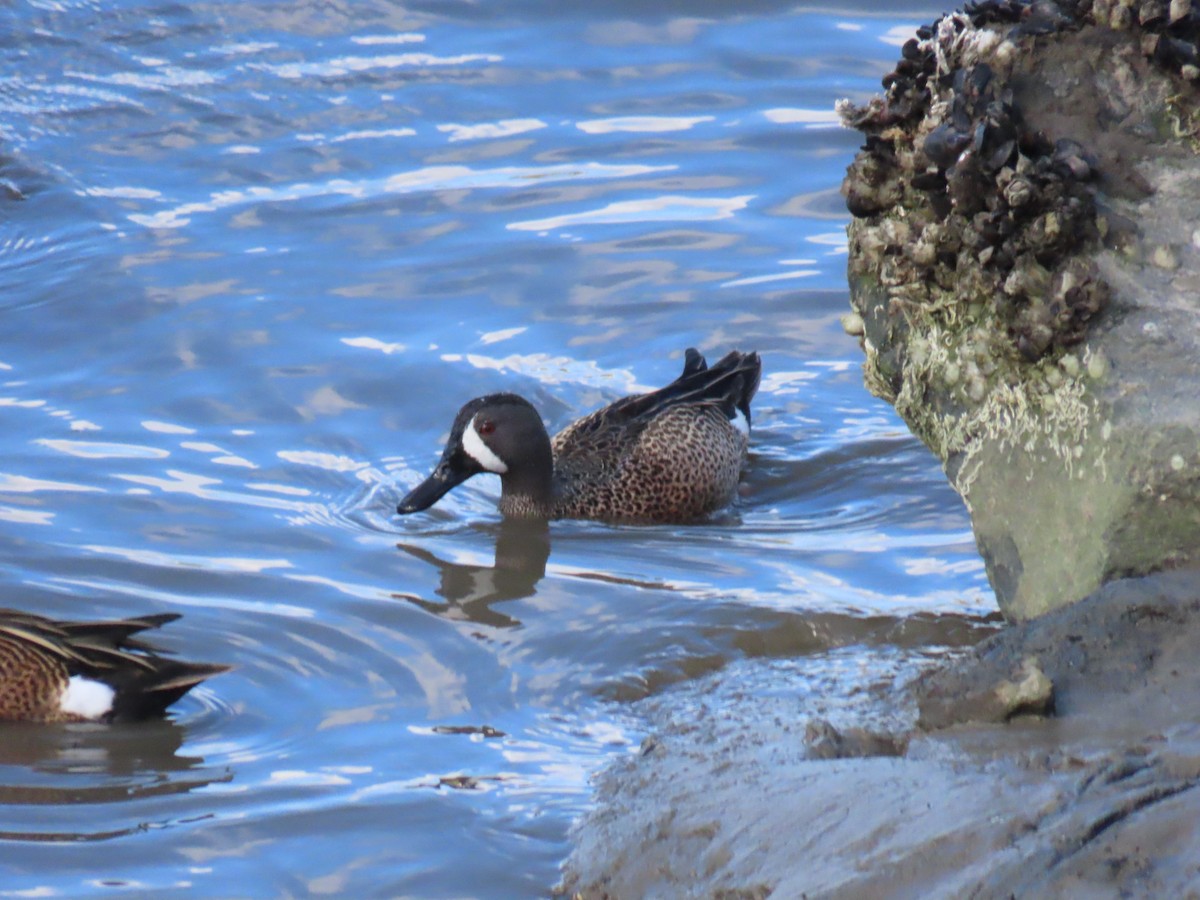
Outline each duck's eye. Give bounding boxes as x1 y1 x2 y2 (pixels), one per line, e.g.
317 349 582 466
477 419 496 436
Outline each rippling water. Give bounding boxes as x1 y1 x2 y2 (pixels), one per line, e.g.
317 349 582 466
0 1 990 896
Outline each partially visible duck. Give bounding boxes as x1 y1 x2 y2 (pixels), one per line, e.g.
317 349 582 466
398 348 761 524
0 610 229 723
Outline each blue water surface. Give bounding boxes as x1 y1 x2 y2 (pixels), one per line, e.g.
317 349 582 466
0 1 987 896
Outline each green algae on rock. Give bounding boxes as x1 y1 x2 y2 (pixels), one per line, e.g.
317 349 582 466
841 0 1200 620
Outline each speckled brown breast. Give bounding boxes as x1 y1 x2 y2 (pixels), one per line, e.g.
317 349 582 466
0 631 74 723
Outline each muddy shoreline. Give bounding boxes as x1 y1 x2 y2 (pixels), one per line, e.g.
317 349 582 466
560 568 1200 897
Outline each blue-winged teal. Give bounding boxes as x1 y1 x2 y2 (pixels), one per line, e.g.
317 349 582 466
0 610 229 723
398 348 762 523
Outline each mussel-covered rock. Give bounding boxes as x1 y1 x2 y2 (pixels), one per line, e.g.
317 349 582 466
841 0 1200 621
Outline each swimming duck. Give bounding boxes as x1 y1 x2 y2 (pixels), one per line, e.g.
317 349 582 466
398 348 761 523
0 610 229 723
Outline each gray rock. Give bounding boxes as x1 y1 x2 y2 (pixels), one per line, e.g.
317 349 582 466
560 570 1200 900
840 5 1200 620
916 653 1054 730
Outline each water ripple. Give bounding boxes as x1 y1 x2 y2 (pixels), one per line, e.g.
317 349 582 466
127 161 677 229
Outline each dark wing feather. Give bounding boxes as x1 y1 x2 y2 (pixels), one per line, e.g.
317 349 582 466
552 349 761 467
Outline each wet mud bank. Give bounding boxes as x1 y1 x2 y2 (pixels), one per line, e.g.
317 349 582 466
560 569 1200 898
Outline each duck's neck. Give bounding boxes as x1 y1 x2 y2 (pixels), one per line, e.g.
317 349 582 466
498 433 557 519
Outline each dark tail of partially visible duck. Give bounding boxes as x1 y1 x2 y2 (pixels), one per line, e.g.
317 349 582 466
61 613 231 721
0 610 231 722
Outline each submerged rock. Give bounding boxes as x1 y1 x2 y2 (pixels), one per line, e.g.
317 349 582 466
841 0 1200 620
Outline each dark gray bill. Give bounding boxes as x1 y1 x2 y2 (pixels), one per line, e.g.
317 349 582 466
397 463 471 514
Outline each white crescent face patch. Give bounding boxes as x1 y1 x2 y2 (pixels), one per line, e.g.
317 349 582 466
462 416 508 474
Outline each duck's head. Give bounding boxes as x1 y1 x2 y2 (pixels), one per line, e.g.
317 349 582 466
398 393 552 515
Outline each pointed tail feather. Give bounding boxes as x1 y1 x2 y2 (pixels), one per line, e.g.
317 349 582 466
680 347 708 377
109 660 232 721
735 351 762 425
648 349 761 424
59 613 183 650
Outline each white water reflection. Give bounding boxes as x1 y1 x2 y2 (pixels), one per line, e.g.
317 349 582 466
116 469 328 513
0 473 100 493
285 573 394 602
0 507 54 526
342 337 406 355
256 52 503 80
759 371 824 399
576 115 714 134
37 439 170 460
246 482 312 497
479 327 527 345
297 386 367 421
70 64 218 91
880 24 923 46
129 161 676 229
442 352 648 393
902 556 987 577
269 770 353 787
182 444 257 468
212 40 282 56
509 194 753 232
722 267 820 288
82 185 163 200
351 34 426 46
142 420 197 435
276 451 370 473
49 575 317 620
438 119 548 142
80 544 293 574
808 230 851 252
309 128 418 144
762 108 842 127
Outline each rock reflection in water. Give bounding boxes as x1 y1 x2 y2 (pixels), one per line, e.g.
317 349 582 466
393 520 550 629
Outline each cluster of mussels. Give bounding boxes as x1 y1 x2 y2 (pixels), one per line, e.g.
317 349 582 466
1095 0 1200 74
972 0 1198 61
920 41 1109 362
844 0 1197 365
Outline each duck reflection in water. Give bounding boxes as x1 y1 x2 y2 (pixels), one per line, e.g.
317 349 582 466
0 718 232 835
393 519 550 629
